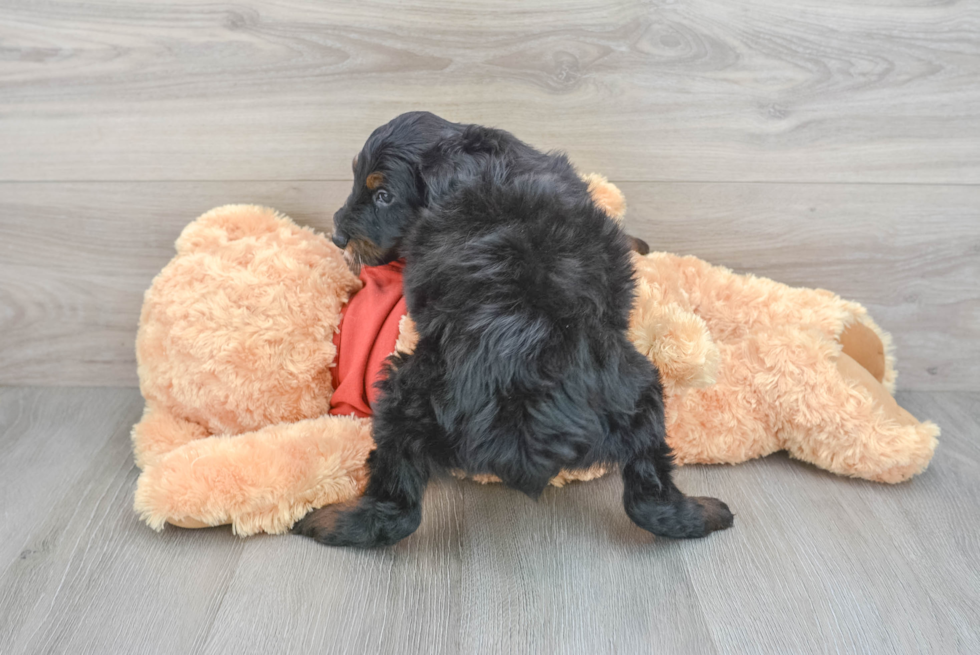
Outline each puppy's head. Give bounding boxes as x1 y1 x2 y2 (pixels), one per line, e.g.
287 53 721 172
332 112 458 273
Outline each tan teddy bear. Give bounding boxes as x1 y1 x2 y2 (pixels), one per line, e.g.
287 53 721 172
132 177 938 536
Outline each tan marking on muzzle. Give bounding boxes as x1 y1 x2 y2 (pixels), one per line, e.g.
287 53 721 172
343 238 383 276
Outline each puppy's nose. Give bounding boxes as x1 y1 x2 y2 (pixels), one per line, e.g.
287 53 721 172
331 231 349 249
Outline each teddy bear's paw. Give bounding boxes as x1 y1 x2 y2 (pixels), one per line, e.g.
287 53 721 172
853 420 940 483
167 516 215 529
630 302 720 390
293 497 421 548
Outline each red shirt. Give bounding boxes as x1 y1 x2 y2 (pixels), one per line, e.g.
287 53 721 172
328 260 408 418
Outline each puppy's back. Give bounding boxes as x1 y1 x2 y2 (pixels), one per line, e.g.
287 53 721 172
402 164 648 496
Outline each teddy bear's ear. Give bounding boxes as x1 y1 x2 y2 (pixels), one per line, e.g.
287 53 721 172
175 205 290 254
582 173 626 223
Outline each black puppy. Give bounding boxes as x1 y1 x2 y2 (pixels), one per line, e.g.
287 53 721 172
294 112 733 547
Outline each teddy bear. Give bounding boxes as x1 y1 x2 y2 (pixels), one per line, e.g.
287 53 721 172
131 176 938 536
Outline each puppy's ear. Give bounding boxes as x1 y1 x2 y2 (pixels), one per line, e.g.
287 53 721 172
417 129 487 205
417 144 458 205
412 161 429 205
628 236 650 255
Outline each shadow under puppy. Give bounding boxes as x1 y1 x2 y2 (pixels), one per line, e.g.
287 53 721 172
294 112 733 547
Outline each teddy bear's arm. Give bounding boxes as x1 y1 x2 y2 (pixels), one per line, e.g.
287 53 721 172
628 280 719 393
131 402 210 470
134 414 375 535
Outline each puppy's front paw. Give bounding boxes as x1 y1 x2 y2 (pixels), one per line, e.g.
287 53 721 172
292 501 356 545
292 498 421 548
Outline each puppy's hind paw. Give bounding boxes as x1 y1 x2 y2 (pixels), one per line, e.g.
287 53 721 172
693 496 734 534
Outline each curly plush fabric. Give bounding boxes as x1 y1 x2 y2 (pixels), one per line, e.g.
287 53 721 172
132 183 938 536
135 205 361 439
632 253 938 483
133 205 366 533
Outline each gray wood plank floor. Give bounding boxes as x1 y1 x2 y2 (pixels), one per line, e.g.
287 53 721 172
1 386 977 654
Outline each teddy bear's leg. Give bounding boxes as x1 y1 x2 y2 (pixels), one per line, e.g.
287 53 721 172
656 253 894 376
134 414 374 535
839 321 886 383
167 516 212 529
131 402 210 470
665 390 777 466
735 323 937 483
838 313 898 394
783 352 938 483
548 465 609 486
664 339 781 465
453 464 609 487
293 353 445 548
706 260 899 395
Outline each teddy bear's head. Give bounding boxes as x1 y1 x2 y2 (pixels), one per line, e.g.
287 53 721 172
136 205 361 435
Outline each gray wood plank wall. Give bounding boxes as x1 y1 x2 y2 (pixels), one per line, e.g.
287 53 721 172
1 0 978 389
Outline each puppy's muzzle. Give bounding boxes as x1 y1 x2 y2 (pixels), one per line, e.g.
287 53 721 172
338 238 383 277
331 231 349 249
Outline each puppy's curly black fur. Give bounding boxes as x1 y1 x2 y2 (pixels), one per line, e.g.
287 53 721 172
294 112 733 547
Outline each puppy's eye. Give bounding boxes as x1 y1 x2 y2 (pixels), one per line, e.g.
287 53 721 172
375 189 393 205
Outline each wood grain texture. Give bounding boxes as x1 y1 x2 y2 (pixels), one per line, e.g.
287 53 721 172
0 181 331 387
0 387 130 566
454 469 718 654
199 480 465 655
1 180 976 389
680 394 980 654
0 388 248 655
0 0 978 183
0 387 978 654
620 181 980 392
